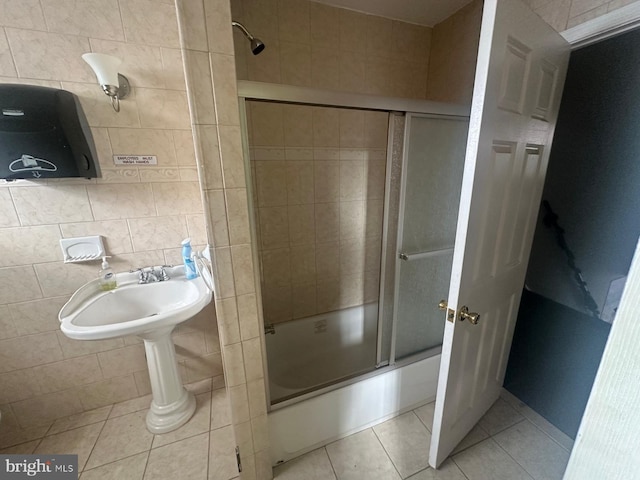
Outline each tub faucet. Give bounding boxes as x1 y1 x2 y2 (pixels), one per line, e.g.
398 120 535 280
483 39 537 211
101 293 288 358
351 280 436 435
133 266 170 284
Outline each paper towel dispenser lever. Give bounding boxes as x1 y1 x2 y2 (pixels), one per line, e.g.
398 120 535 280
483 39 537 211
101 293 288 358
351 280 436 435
0 84 100 180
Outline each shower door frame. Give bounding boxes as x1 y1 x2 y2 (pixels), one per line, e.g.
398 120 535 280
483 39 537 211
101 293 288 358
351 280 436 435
237 80 470 409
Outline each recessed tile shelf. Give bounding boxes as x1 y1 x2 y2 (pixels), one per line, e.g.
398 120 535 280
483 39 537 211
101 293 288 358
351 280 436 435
60 235 105 263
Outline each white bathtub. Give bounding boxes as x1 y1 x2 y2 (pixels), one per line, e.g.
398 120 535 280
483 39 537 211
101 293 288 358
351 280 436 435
266 303 441 465
266 303 380 403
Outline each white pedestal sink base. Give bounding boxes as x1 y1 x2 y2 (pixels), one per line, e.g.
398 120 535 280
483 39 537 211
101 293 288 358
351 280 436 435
142 327 196 434
146 390 196 434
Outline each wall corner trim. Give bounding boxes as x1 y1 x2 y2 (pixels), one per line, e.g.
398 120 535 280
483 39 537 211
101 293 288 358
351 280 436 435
561 2 640 49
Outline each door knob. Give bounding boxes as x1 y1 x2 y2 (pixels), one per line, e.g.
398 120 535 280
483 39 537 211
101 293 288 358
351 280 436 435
438 301 479 324
459 306 480 325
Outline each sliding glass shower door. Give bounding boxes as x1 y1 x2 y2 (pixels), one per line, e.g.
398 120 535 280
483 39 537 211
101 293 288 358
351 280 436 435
392 114 469 361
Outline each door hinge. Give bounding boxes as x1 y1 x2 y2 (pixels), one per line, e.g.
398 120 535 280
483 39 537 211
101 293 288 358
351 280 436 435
236 446 242 472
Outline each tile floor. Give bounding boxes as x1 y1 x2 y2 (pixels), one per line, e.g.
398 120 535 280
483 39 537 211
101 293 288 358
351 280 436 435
273 390 573 480
0 378 240 480
0 383 573 480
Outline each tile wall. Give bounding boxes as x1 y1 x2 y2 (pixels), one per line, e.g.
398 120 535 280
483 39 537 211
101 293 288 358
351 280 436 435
230 0 433 99
426 0 483 104
247 101 389 324
228 0 640 104
0 0 222 446
176 1 271 478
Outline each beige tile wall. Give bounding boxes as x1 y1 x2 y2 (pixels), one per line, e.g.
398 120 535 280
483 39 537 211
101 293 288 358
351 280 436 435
0 0 222 441
247 101 388 324
230 0 432 99
426 0 483 105
176 0 271 478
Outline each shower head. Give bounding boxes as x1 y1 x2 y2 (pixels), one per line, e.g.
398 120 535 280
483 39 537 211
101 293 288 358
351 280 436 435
250 37 265 55
232 21 266 55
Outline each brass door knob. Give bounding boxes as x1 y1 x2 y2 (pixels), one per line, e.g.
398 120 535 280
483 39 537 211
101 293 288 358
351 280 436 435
438 300 448 310
459 306 480 325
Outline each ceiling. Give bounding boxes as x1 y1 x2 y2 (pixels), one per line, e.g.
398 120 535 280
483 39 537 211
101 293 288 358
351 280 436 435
311 0 474 27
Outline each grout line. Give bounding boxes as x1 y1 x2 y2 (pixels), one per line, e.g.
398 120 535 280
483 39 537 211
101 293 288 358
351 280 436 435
448 423 490 457
490 435 536 480
81 417 110 474
82 451 149 477
487 416 527 437
539 424 573 452
45 411 113 439
449 439 483 456
412 403 433 432
141 445 151 479
29 436 46 456
41 419 56 438
370 426 404 479
323 446 339 480
500 389 574 452
526 418 573 453
450 456 471 480
205 387 213 480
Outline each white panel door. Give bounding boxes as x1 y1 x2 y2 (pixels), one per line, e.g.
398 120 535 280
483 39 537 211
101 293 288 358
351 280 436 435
429 0 570 468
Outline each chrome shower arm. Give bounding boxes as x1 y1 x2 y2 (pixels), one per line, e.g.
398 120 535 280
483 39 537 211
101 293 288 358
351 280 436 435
232 21 254 40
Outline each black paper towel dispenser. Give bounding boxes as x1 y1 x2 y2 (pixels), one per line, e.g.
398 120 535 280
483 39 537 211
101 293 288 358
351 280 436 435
0 84 99 180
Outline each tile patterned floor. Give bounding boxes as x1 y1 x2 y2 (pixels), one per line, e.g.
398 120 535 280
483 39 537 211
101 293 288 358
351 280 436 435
273 390 573 480
0 383 573 480
0 378 239 480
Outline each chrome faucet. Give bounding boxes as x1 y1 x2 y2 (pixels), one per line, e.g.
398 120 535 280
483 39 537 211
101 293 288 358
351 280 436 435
132 266 170 284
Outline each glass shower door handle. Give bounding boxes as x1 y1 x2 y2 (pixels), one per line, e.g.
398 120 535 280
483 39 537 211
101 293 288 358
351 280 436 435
399 247 454 262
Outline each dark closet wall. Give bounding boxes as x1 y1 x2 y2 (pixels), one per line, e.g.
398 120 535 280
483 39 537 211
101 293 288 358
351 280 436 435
526 28 640 316
505 27 640 438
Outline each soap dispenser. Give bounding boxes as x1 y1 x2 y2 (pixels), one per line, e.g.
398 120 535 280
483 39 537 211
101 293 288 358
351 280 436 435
181 238 198 280
99 256 117 291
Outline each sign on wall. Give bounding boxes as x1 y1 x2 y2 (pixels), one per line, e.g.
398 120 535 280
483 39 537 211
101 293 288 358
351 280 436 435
113 155 158 165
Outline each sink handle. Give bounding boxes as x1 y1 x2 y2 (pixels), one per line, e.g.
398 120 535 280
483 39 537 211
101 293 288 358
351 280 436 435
130 266 172 283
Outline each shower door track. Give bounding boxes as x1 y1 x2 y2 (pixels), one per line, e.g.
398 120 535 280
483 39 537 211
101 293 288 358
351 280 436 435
237 80 470 117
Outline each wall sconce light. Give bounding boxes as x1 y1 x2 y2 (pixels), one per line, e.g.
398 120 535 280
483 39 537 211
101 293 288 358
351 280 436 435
82 53 130 112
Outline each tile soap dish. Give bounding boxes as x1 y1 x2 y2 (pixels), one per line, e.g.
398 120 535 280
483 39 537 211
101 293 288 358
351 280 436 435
60 235 105 263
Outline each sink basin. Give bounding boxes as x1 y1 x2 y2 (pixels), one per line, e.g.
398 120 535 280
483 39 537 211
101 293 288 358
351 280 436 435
59 263 213 434
59 266 211 340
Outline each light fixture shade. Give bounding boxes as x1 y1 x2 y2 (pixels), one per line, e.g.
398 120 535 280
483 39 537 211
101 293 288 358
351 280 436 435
82 53 121 87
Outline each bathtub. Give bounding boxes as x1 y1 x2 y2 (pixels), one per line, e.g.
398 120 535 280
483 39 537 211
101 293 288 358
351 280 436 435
266 303 380 403
265 303 441 464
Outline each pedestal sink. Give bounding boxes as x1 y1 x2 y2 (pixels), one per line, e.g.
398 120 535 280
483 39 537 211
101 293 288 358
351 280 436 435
58 265 212 433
